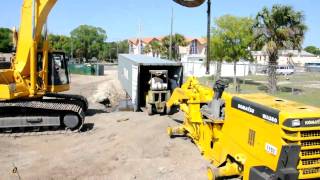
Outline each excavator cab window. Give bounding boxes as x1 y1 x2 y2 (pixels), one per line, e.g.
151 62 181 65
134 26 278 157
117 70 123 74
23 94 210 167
37 52 70 86
48 52 70 86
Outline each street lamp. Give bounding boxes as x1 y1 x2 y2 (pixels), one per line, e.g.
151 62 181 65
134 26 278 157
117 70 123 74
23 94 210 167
173 0 205 7
173 0 211 74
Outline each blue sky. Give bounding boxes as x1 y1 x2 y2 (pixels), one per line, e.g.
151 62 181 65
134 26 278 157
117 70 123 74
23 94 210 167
1 0 319 47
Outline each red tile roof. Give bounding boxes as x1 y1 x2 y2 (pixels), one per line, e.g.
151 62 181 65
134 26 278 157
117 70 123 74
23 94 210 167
128 36 206 45
128 37 164 45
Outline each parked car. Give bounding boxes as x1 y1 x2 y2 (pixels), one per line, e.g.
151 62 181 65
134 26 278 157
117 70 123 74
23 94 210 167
276 65 295 75
305 62 320 72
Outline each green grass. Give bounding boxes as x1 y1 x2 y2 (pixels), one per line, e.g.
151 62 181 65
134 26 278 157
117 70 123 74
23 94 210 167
274 88 320 107
197 73 320 107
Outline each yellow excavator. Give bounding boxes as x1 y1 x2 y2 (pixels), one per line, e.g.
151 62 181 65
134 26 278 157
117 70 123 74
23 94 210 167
0 0 89 132
167 77 320 180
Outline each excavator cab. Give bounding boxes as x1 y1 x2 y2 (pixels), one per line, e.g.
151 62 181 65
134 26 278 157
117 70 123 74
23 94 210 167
37 51 70 93
48 52 70 92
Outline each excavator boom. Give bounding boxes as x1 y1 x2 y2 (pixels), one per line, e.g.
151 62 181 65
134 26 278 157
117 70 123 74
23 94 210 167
16 0 56 76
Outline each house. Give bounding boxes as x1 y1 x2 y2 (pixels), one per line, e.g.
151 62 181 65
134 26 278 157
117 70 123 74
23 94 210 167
128 36 207 60
180 37 207 61
128 37 163 57
128 36 251 77
251 50 320 66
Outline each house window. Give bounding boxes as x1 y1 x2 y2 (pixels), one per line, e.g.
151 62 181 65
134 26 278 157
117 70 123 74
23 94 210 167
190 40 198 54
129 44 134 53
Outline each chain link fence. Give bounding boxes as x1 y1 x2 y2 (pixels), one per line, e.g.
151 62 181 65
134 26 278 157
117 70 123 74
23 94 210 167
191 62 320 107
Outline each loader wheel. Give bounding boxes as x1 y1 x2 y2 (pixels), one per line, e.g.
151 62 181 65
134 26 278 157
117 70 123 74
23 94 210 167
165 106 171 115
207 165 219 180
167 127 173 138
207 167 214 180
147 104 153 116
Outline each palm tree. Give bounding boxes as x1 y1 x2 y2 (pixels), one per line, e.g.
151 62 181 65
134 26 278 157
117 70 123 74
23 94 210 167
253 5 307 93
143 44 152 55
149 41 162 57
161 33 187 60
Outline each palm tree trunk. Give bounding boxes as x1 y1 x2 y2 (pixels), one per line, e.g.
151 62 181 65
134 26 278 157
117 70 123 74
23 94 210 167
268 53 278 94
233 61 238 92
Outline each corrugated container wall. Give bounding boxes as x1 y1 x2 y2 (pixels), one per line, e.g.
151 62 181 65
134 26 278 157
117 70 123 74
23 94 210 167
118 54 183 111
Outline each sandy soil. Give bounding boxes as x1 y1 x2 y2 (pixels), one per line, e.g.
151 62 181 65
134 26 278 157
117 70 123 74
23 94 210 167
0 67 208 180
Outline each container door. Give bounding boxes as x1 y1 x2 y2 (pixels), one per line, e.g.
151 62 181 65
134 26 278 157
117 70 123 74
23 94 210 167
132 65 138 111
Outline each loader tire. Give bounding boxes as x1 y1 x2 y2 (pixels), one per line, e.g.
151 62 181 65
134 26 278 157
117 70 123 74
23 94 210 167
166 106 172 115
147 104 153 116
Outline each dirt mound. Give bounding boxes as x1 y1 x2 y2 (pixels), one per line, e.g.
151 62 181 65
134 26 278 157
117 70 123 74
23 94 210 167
91 79 126 107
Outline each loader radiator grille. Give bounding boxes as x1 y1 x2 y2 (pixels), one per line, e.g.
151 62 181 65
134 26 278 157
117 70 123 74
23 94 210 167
301 140 320 147
299 140 320 178
301 149 320 157
301 130 320 138
303 168 320 175
282 122 320 179
301 159 320 166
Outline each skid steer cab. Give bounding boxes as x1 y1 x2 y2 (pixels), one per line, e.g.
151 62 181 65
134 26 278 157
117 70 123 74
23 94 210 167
145 70 171 115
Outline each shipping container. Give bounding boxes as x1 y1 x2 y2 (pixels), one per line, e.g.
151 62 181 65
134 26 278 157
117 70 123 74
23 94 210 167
118 54 183 111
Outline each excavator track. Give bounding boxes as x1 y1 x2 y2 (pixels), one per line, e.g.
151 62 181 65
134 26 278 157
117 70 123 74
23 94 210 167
0 94 88 136
0 128 96 138
45 93 89 112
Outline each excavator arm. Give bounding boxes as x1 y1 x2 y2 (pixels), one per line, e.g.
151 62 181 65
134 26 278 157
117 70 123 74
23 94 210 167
15 0 57 96
15 0 56 75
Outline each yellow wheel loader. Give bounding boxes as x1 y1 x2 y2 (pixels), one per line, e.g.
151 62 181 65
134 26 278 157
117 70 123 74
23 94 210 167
167 77 320 180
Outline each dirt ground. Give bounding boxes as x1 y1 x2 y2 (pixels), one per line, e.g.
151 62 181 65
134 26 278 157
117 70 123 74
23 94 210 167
0 66 208 180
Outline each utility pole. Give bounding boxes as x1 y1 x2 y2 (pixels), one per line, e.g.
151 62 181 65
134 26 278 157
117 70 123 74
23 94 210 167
70 37 73 59
116 41 119 59
206 0 211 74
138 22 142 54
169 7 174 60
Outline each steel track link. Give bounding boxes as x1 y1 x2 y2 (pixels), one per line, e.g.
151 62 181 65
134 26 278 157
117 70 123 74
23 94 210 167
45 93 89 112
0 97 86 135
0 127 96 138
